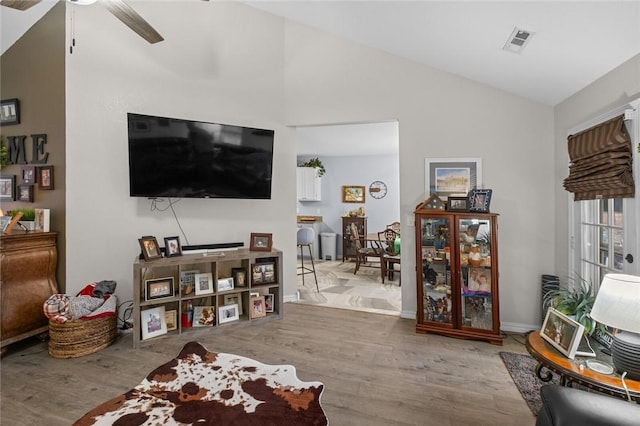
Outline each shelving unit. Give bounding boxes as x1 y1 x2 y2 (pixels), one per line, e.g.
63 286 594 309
414 205 502 345
132 248 282 348
341 216 366 261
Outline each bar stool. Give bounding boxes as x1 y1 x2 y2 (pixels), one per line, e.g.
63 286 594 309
297 227 319 292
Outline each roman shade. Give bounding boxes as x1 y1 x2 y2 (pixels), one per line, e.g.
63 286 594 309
563 114 634 201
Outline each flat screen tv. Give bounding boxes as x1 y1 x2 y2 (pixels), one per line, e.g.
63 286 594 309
127 113 274 199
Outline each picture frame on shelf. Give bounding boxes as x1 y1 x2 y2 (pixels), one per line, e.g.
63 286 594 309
251 262 276 285
139 236 162 261
180 270 199 296
0 175 16 201
18 185 33 202
218 304 239 324
446 196 469 212
468 189 493 213
141 306 167 340
164 236 182 257
145 277 175 301
38 166 54 190
217 277 234 292
232 268 247 287
0 98 20 125
193 306 215 327
223 293 243 315
421 245 437 260
34 208 50 232
21 166 36 185
195 272 214 295
540 307 585 359
250 233 273 251
165 309 177 331
250 295 266 319
264 293 274 313
342 185 366 203
425 157 482 200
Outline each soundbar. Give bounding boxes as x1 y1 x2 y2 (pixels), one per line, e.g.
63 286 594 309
181 242 244 251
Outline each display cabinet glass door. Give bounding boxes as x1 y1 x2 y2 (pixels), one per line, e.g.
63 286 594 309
458 217 493 330
419 216 452 325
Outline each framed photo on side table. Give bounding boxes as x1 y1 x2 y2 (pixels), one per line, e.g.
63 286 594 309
252 262 276 285
250 295 266 319
469 189 493 213
193 306 215 326
447 196 469 212
250 233 273 251
232 268 247 287
165 309 177 331
195 272 214 295
141 306 167 340
217 277 234 292
164 236 182 257
145 277 175 301
540 307 585 359
219 304 239 324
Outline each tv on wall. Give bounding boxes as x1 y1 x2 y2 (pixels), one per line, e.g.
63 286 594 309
127 113 274 199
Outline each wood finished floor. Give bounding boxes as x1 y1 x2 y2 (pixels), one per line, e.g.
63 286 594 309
0 303 534 425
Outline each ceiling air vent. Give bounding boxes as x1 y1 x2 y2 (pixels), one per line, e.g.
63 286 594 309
503 27 535 54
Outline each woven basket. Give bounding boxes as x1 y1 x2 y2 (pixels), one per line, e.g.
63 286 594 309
48 315 118 359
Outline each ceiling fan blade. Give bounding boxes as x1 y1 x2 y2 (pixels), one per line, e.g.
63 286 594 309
0 0 42 11
100 0 164 44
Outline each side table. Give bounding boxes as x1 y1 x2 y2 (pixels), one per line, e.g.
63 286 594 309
526 331 640 402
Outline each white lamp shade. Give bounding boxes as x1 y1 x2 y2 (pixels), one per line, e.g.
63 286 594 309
590 274 640 333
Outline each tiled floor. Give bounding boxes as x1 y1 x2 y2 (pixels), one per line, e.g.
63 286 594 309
295 259 401 316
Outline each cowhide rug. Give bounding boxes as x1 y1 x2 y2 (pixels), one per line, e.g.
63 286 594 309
73 341 327 425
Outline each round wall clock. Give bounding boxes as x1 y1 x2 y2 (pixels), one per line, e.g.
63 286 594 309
369 181 388 199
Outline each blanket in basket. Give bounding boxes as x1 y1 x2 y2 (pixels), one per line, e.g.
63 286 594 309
73 341 328 425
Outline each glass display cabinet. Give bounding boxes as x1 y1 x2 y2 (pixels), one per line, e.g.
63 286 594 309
414 203 501 345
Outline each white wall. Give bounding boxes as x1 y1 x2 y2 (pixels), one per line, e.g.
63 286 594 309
64 2 555 331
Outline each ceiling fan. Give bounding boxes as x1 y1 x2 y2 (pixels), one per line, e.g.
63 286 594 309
0 0 181 44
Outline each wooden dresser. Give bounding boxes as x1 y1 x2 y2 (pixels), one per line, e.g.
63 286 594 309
1 231 59 353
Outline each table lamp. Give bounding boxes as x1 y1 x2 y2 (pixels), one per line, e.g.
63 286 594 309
589 273 640 380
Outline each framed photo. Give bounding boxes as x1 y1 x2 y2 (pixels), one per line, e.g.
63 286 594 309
250 233 273 251
421 245 437 260
193 306 215 327
250 295 266 319
21 166 36 184
232 268 247 287
1 98 20 125
540 307 585 359
18 185 34 202
180 270 199 296
138 236 162 261
224 293 243 315
217 277 234 292
252 262 276 285
342 185 366 203
34 208 50 232
425 157 482 200
141 306 167 340
144 277 175 301
164 236 182 257
218 304 240 324
469 189 493 213
195 272 214 295
165 309 177 331
0 175 16 201
38 166 54 190
264 293 274 313
447 196 469 212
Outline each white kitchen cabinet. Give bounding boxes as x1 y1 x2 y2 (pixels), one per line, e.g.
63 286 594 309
296 167 322 201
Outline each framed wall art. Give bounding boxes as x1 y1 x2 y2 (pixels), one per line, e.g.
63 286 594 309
342 185 366 203
164 236 182 257
540 307 585 359
145 277 175 301
252 262 276 285
141 306 167 340
195 272 214 295
425 157 482 200
138 236 162 261
0 98 20 125
250 232 272 251
219 304 239 324
0 175 16 201
21 166 36 184
468 189 493 213
38 166 54 190
18 185 34 202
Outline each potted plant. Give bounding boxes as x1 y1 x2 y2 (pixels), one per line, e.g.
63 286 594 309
299 157 326 177
543 274 598 335
9 208 36 231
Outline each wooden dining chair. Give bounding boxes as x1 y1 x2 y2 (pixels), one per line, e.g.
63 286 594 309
378 228 401 285
350 222 382 277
